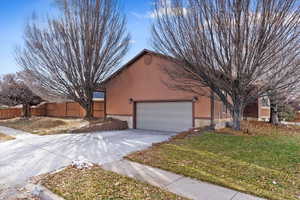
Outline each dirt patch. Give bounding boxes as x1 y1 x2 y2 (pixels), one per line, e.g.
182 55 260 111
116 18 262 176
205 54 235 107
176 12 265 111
0 133 15 141
72 118 128 133
0 117 128 135
0 117 89 135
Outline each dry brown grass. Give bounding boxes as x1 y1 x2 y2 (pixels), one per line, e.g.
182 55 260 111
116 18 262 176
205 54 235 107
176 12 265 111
0 133 15 141
0 116 128 135
41 165 187 200
217 120 300 137
0 117 89 135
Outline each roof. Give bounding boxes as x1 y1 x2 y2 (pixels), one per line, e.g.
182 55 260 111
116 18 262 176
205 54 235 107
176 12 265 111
104 49 170 84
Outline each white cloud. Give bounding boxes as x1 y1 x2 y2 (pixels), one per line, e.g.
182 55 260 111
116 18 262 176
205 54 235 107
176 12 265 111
131 0 187 20
130 12 148 19
148 7 188 18
148 0 188 19
129 40 136 44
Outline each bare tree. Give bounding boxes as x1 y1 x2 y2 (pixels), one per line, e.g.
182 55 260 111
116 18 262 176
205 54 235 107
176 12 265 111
151 0 300 130
267 58 300 125
21 70 69 103
0 73 42 119
16 0 130 119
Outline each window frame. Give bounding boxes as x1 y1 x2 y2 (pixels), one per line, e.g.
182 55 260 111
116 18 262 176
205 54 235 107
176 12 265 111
260 96 270 108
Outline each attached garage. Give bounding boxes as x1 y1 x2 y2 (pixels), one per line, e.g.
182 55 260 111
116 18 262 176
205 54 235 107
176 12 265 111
135 101 193 132
105 49 231 131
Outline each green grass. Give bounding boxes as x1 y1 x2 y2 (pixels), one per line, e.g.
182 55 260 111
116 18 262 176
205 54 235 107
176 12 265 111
41 166 187 200
127 131 300 200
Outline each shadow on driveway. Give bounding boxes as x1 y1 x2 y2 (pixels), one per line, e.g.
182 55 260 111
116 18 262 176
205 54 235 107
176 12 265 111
0 129 176 188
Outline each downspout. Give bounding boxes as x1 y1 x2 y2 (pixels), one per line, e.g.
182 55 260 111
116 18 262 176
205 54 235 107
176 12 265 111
104 89 107 118
210 90 215 129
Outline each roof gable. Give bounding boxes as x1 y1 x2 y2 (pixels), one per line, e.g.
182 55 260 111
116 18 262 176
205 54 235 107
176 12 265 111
104 49 169 84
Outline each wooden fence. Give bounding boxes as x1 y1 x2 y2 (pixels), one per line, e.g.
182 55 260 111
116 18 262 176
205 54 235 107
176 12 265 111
0 108 22 119
0 101 105 120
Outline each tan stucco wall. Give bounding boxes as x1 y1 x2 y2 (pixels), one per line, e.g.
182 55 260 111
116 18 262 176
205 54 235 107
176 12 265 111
106 53 226 123
106 54 210 117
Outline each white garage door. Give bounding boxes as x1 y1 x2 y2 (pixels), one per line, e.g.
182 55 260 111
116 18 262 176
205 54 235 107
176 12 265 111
136 102 193 132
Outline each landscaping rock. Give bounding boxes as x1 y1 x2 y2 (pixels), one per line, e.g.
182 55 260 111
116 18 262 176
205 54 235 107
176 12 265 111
72 118 128 133
72 156 94 170
31 185 43 197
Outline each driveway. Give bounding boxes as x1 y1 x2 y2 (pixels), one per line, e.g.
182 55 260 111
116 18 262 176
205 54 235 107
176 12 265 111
0 126 176 190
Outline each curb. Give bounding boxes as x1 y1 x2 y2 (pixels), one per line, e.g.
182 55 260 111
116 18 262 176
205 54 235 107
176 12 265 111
25 183 64 200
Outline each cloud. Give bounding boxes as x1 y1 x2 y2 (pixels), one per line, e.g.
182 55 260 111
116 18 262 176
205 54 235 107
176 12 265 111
148 0 188 19
129 40 136 44
131 0 188 20
130 12 148 19
148 7 187 19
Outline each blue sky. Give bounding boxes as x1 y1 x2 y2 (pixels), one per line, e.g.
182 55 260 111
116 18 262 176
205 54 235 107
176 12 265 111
0 0 154 75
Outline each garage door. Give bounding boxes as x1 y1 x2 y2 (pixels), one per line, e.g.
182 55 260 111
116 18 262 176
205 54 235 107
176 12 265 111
136 102 193 132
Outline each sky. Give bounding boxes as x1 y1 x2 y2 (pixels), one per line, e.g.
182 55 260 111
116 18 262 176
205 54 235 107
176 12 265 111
0 0 155 75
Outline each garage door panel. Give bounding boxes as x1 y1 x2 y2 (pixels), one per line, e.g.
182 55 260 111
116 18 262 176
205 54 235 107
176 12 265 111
136 102 193 132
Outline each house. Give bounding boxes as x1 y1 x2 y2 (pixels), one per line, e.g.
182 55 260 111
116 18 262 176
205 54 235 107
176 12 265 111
103 49 269 132
103 49 229 132
244 97 270 121
289 100 300 113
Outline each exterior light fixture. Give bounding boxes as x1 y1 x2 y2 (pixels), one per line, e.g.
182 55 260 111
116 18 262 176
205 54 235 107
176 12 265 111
192 96 198 102
129 98 134 104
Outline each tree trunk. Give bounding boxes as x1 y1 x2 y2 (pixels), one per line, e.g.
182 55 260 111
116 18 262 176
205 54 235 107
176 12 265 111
22 103 31 119
84 100 93 120
232 101 243 131
269 103 279 125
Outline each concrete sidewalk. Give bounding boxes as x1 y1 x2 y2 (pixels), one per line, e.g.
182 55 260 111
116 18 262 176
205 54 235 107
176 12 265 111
102 160 265 200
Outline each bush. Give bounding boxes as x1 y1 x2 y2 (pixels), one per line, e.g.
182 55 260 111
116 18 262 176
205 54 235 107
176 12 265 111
278 104 296 122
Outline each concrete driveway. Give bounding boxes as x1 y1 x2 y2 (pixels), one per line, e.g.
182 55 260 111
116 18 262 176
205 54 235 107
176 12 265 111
0 126 176 189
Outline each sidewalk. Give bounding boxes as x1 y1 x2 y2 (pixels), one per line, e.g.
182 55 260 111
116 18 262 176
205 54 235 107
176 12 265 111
102 160 265 200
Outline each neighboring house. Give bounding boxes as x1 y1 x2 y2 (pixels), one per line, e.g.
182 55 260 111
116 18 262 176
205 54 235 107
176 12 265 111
103 49 231 132
289 100 300 113
244 97 270 121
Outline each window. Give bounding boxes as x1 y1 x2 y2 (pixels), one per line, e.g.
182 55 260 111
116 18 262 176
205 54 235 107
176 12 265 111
93 91 104 100
221 90 228 114
261 97 270 107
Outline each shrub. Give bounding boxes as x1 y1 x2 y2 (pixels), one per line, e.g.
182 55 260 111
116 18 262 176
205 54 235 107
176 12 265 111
278 104 296 122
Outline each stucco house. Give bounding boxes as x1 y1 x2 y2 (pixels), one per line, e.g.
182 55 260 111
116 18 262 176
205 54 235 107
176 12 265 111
102 49 269 132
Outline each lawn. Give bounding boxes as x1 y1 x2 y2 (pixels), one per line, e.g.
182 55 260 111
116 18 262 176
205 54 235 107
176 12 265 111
0 133 15 141
41 165 187 200
127 121 300 200
0 117 89 135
